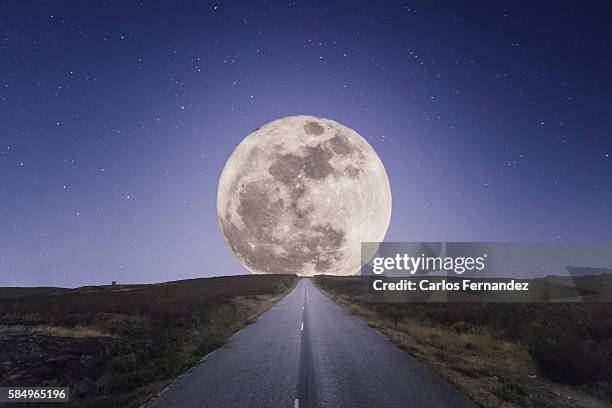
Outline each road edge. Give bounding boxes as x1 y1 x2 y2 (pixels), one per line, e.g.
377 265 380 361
141 277 302 407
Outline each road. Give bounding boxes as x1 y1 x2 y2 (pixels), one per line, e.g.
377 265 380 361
146 279 475 408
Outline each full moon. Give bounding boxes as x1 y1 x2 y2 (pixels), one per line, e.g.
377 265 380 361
216 115 391 276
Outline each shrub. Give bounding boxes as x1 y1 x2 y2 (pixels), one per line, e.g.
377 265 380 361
528 330 612 384
452 321 477 334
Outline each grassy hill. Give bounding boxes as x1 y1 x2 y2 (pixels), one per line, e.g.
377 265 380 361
0 274 297 408
0 286 69 299
314 274 612 408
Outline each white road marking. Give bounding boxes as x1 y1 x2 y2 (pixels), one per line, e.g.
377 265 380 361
302 305 305 310
301 322 304 331
294 398 300 408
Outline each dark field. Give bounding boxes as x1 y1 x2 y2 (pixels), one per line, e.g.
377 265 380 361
0 274 297 408
314 275 612 408
0 287 69 299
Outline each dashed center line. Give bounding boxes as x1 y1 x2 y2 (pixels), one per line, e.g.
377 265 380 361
294 398 300 408
301 321 304 331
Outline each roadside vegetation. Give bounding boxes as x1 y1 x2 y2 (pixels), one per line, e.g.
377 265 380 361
0 274 297 408
313 275 612 408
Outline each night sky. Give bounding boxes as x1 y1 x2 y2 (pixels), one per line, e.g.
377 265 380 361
2 1 612 286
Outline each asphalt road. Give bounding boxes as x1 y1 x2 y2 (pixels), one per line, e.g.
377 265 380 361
146 279 475 408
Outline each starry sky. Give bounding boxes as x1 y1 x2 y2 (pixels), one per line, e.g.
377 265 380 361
2 1 612 287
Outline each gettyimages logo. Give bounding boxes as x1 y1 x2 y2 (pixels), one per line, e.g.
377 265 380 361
371 253 488 275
